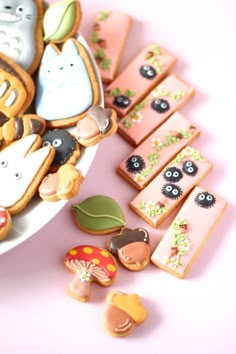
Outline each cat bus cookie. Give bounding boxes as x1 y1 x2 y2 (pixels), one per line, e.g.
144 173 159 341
35 38 100 129
0 0 44 74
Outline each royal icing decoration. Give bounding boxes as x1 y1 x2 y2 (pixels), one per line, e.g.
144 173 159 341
151 186 227 278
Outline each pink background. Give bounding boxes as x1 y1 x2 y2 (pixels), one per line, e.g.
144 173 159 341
1 0 236 353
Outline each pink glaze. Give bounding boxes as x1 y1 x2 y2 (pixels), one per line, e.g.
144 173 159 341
151 186 227 277
129 146 213 227
117 112 200 189
76 116 100 140
88 11 132 83
39 173 59 195
118 74 194 145
104 44 177 117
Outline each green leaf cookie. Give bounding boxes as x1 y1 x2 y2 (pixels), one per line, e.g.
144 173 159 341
71 195 126 234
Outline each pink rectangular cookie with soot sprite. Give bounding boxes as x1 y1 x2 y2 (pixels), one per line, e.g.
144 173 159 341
129 146 213 228
151 186 227 278
118 74 195 146
104 44 177 117
117 112 201 190
88 11 132 84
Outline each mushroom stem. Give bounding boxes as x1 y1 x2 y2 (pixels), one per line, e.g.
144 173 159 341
68 272 92 301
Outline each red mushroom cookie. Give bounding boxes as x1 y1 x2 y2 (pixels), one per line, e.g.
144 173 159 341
108 228 151 271
0 207 12 241
64 245 118 302
103 291 148 337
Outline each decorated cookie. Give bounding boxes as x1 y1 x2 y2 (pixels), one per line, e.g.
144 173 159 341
129 146 213 228
104 43 177 117
118 74 195 145
108 228 151 271
71 195 126 235
0 52 35 118
0 113 46 149
0 0 44 74
88 11 132 84
64 245 118 302
35 38 100 128
117 112 200 190
76 105 118 147
0 134 55 214
0 207 12 241
41 129 80 171
151 186 227 278
43 0 82 43
103 291 147 337
38 163 84 202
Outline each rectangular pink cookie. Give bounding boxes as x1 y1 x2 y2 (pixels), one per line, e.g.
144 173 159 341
88 11 132 84
129 146 213 228
151 186 227 278
117 112 201 190
104 44 177 117
118 74 194 146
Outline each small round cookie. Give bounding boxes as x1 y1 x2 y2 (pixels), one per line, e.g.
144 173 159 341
103 291 147 337
42 129 80 172
108 227 151 271
0 207 12 241
71 195 126 235
38 164 84 202
76 105 118 146
64 245 118 302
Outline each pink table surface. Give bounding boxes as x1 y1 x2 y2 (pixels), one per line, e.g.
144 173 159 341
1 0 236 353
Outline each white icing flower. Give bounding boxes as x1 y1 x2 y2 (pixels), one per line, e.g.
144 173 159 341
182 146 194 156
132 112 143 123
78 271 91 283
151 86 168 97
178 239 191 252
145 200 156 212
134 173 145 183
163 256 177 270
151 138 162 148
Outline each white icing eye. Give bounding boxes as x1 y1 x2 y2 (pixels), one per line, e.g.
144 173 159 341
147 70 154 76
166 171 172 177
143 65 149 70
52 138 62 147
124 98 129 104
172 189 179 196
0 160 8 168
186 161 192 167
188 167 194 173
134 162 140 168
173 171 179 177
166 185 172 192
16 5 24 14
199 193 205 201
42 141 51 147
155 99 161 105
15 172 22 180
117 97 123 103
206 195 213 201
131 157 137 162
161 102 167 109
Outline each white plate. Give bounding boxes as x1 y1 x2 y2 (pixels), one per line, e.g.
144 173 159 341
0 34 104 255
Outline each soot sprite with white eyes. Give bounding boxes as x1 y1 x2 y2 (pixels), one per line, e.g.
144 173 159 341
161 183 183 200
125 155 146 174
42 129 78 168
139 65 157 79
163 167 183 183
194 192 216 209
113 95 131 108
182 160 198 176
151 99 170 113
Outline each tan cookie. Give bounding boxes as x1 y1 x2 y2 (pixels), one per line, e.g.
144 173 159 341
103 291 147 337
76 105 118 147
64 245 118 302
38 164 84 202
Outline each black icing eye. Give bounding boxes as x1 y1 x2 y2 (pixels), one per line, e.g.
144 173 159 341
0 160 8 168
42 141 51 147
139 65 157 79
125 155 145 174
16 5 24 14
182 160 198 176
47 70 51 73
52 138 62 148
151 98 170 113
161 183 183 200
113 95 131 108
70 63 74 67
15 172 22 180
194 192 216 208
163 167 183 183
